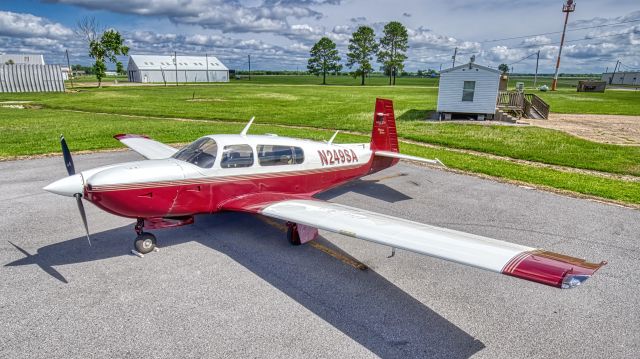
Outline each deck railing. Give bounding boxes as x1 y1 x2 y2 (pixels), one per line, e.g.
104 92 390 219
497 91 549 119
524 93 550 119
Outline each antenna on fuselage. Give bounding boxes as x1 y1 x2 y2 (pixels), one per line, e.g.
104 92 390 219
241 117 255 136
327 130 339 145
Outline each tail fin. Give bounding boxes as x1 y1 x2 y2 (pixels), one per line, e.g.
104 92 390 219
369 98 400 174
370 98 399 153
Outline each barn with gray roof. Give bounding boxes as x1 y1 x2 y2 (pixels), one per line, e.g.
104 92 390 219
127 55 229 83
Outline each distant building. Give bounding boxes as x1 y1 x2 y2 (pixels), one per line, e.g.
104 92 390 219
61 66 70 80
0 54 45 65
0 64 65 93
127 54 229 83
437 62 501 120
601 72 640 86
577 80 606 92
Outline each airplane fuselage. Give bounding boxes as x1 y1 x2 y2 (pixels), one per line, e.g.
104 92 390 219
77 134 388 219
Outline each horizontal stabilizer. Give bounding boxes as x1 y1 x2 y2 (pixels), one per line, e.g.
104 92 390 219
114 134 178 160
375 150 445 167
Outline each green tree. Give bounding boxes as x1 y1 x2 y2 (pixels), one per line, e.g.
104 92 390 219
76 16 128 87
498 63 509 74
377 21 409 85
346 26 378 86
89 30 128 86
5 59 14 65
307 37 341 85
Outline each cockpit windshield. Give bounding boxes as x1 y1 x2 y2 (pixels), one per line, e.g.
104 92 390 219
172 137 218 168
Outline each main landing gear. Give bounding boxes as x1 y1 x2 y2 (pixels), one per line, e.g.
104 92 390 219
286 222 301 246
133 218 157 255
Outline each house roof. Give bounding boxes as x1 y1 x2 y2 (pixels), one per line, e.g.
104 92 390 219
128 54 228 71
0 54 45 65
440 62 501 74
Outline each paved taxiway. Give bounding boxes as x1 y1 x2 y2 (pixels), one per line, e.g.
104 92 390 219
1 151 638 358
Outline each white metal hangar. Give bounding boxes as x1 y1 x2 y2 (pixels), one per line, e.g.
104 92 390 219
127 54 229 83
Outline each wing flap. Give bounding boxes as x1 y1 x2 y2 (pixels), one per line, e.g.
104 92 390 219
114 134 178 160
260 199 605 288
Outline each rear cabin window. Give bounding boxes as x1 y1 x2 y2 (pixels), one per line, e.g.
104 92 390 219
462 81 475 102
257 145 304 166
172 137 217 168
221 144 254 168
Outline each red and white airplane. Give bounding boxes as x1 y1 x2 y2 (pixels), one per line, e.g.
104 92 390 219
44 98 605 289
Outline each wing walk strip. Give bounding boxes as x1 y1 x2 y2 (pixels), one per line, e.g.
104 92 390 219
89 163 367 192
260 199 606 289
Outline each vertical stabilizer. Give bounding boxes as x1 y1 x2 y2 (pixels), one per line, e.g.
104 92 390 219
369 98 400 174
370 98 399 152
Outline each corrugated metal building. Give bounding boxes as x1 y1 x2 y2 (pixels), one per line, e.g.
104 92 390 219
127 54 229 83
0 64 65 93
601 72 640 86
437 62 501 119
0 54 45 65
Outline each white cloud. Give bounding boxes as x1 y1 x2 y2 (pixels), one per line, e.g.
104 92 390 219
46 0 332 33
0 11 73 39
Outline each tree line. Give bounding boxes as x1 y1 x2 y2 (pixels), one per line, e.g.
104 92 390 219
307 22 409 86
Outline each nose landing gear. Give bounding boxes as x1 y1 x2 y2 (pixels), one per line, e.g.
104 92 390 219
133 218 157 255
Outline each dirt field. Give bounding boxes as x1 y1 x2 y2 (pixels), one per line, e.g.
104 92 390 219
527 113 640 145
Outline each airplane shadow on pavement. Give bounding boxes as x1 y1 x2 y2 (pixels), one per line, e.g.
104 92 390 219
5 210 484 358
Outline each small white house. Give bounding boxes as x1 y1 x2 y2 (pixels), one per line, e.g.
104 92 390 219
437 62 501 120
0 54 45 65
127 54 229 83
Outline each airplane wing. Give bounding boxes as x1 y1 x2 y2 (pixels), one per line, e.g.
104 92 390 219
230 198 604 289
113 134 178 160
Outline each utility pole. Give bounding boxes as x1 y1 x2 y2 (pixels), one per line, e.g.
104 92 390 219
610 60 620 85
533 50 540 88
248 54 251 80
451 47 458 68
551 0 575 91
65 49 73 89
205 53 210 82
174 51 178 86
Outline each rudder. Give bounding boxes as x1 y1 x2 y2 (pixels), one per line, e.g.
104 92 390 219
370 98 399 153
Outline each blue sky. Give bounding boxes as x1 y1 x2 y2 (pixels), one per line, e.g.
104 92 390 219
1 0 639 73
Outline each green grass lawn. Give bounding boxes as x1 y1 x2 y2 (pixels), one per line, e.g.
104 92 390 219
398 122 640 176
1 81 639 176
2 107 638 205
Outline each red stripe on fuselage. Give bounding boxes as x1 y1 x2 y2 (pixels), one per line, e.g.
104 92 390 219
85 163 371 218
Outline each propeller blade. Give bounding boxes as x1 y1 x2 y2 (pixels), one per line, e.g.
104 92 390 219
74 193 91 246
60 134 75 176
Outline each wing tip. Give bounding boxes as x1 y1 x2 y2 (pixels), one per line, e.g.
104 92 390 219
503 250 606 289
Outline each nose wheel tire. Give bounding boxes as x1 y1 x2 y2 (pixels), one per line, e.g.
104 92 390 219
134 232 157 254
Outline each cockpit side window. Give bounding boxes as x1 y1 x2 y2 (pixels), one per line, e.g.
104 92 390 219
257 145 304 166
172 137 218 168
221 144 254 168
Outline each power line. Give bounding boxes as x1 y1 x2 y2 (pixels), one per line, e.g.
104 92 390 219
618 62 640 71
478 18 640 44
509 52 537 65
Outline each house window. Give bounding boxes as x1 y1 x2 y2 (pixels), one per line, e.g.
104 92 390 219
462 81 475 102
24 56 29 62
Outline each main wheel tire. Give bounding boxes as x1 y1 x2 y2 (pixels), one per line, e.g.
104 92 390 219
134 232 157 254
287 224 301 246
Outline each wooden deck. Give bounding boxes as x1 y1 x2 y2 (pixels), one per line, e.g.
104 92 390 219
497 91 549 119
